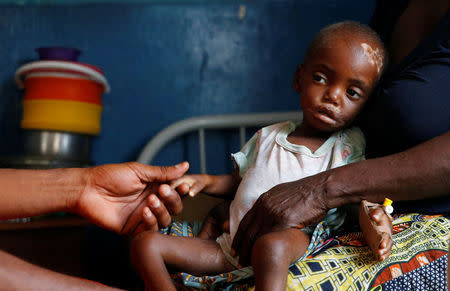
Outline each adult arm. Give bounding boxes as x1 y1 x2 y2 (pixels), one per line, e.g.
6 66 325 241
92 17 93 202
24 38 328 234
0 250 122 291
0 162 189 289
0 161 189 234
232 131 450 264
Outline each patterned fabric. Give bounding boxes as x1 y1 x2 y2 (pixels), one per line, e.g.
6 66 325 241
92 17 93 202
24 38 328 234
379 255 447 291
165 213 450 290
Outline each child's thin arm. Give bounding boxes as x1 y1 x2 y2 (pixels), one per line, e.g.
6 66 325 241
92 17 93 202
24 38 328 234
202 169 241 197
171 169 241 198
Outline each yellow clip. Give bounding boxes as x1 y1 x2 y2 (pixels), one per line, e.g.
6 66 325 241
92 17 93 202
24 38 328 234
383 198 394 214
383 198 393 207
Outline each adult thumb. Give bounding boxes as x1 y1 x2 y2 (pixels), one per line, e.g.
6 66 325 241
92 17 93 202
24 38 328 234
141 161 189 182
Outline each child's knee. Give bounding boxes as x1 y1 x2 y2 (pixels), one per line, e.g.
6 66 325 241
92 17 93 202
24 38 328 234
251 233 291 264
130 231 163 258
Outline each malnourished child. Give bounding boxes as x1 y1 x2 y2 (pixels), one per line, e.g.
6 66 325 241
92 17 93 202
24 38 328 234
131 21 393 291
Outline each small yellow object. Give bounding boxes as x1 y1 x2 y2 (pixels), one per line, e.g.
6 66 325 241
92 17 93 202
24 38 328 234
383 198 393 207
383 198 394 214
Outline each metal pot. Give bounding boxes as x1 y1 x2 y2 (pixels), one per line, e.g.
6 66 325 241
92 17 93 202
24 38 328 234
19 130 92 164
0 155 90 169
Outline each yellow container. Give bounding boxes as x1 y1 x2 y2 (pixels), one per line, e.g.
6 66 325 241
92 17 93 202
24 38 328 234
21 99 102 135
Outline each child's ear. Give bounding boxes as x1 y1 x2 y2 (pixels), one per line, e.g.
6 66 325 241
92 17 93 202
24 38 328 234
293 64 303 93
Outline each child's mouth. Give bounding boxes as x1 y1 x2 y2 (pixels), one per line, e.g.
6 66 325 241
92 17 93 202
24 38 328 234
315 108 336 124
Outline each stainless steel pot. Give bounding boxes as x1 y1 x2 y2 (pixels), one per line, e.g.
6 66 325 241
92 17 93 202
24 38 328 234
19 130 92 163
0 155 90 169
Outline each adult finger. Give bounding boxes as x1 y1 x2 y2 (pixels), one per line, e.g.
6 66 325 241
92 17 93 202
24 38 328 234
231 208 257 257
159 184 183 215
239 224 273 266
135 161 189 182
147 194 172 228
134 207 159 235
120 199 148 235
237 212 269 266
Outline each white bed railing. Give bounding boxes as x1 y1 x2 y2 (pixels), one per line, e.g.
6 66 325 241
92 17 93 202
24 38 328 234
137 111 302 173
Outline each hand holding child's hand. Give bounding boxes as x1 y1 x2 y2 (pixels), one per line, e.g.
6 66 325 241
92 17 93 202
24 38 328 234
77 161 189 235
170 174 211 197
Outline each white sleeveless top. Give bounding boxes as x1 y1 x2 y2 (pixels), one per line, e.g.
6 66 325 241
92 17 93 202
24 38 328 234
228 121 365 240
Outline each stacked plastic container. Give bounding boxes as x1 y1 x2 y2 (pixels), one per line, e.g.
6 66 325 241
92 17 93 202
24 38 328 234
15 48 109 136
1 48 111 169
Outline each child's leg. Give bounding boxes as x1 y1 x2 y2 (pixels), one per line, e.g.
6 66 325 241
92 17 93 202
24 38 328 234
130 231 235 291
359 200 393 261
251 228 310 291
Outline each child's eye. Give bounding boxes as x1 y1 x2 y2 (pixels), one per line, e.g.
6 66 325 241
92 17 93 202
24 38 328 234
346 88 362 99
313 74 326 84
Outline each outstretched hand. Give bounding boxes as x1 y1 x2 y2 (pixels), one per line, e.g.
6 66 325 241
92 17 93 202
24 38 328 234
75 161 189 235
231 174 330 265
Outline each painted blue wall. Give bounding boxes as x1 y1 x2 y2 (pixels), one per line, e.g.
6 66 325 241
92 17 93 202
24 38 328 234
0 1 375 173
0 2 377 288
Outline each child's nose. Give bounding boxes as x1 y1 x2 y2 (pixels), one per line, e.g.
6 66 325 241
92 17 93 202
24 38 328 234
323 87 342 105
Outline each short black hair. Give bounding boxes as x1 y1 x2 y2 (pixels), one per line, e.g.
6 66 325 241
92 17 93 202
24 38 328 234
304 21 388 73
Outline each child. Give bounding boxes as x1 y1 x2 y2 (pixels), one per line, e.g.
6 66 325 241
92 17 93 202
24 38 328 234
131 21 392 291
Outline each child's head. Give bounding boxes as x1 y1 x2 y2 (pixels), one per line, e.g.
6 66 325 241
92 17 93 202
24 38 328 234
293 21 387 132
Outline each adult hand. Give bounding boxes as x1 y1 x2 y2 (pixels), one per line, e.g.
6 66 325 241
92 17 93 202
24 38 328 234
231 174 330 265
75 161 189 235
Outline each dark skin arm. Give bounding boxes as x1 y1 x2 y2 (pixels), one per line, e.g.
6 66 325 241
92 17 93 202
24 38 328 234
0 162 189 289
0 250 123 291
171 167 241 198
0 162 189 234
232 131 450 264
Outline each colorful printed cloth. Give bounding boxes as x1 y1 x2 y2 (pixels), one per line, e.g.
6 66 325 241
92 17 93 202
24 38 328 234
162 214 450 290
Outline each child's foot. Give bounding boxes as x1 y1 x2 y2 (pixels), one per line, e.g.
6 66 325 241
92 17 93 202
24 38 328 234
359 200 393 261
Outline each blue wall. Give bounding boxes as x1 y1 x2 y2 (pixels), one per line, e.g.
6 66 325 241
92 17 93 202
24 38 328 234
0 1 375 173
0 2 377 288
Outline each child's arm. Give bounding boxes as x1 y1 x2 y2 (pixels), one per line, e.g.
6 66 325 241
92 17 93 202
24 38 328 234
170 169 241 198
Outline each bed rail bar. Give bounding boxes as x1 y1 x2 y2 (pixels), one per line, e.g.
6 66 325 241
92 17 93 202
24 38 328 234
137 111 302 172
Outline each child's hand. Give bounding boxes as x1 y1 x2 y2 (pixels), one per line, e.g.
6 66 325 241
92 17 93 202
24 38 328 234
170 174 210 197
198 201 231 240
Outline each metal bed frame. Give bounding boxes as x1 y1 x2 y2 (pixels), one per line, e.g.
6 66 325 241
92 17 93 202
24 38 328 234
136 111 302 221
137 111 302 172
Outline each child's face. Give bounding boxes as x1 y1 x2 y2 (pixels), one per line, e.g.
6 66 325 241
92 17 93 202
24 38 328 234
294 38 381 132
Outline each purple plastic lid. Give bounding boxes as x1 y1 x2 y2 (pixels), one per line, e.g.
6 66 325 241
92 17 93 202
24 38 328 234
35 47 82 61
